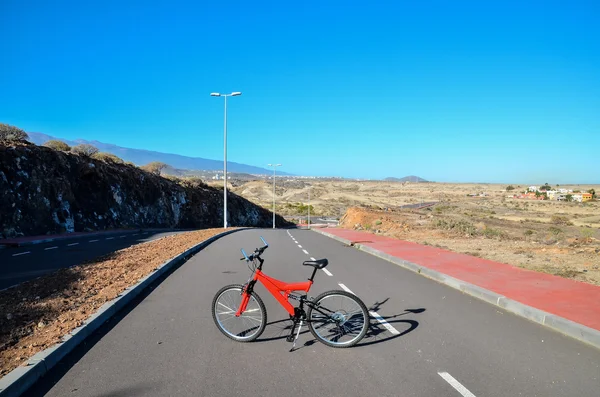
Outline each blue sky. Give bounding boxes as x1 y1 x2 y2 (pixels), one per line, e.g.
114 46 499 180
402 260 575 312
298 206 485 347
1 0 598 183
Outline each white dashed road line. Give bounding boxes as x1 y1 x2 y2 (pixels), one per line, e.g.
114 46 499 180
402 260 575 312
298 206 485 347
298 245 302 248
133 234 139 236
106 237 115 240
294 233 401 334
369 310 400 335
44 246 58 250
339 283 400 335
438 372 477 397
119 235 126 238
309 257 333 276
89 239 99 243
67 242 79 246
302 249 309 255
12 251 31 257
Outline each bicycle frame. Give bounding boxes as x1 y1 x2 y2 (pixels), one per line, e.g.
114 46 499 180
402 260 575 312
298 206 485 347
235 269 313 317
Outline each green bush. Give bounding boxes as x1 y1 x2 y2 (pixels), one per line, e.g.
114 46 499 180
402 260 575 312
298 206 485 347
524 229 534 236
505 185 515 191
0 123 28 141
43 140 71 151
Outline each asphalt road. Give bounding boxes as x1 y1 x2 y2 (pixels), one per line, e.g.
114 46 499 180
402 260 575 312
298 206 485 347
399 201 437 209
0 230 185 290
23 229 600 396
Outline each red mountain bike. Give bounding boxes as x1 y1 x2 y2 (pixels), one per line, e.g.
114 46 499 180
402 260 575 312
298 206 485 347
212 237 369 348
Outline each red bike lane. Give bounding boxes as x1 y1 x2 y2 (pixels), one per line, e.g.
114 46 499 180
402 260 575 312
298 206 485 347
319 228 600 333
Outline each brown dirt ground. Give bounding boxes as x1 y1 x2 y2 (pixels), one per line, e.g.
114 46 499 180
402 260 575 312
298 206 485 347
231 180 600 225
0 228 230 377
339 206 600 286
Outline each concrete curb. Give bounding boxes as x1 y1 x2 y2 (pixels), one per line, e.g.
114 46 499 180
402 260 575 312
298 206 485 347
0 228 247 397
312 228 600 350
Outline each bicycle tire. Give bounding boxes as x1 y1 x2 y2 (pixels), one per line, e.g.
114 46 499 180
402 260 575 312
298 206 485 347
307 290 369 348
212 284 267 342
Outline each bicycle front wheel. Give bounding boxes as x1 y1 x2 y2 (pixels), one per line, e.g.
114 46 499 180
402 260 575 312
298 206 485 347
307 290 369 348
212 284 267 342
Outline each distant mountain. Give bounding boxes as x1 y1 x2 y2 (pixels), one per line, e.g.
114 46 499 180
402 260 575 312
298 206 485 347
384 176 429 183
26 132 292 175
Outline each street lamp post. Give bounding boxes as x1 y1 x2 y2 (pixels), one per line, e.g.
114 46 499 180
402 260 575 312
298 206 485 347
211 91 241 228
307 184 311 229
267 163 282 229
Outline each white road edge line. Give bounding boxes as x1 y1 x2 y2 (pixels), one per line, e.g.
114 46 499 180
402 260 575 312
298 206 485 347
438 372 477 397
302 249 309 255
338 283 353 294
369 310 400 335
44 246 58 250
322 268 333 277
67 243 79 246
89 239 99 243
12 251 31 257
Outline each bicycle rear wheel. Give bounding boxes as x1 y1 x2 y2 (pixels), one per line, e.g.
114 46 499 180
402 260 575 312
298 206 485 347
212 284 267 342
307 290 369 348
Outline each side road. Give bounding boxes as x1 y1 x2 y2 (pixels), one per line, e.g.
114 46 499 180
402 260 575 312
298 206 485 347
313 228 600 349
0 229 191 290
0 228 184 247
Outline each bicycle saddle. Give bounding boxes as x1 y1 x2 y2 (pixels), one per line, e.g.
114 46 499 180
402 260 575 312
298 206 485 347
303 258 328 269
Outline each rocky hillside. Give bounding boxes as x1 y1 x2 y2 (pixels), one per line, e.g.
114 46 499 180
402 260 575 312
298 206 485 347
0 141 289 239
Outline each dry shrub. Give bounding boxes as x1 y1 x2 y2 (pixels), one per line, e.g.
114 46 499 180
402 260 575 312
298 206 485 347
551 215 573 226
92 152 124 164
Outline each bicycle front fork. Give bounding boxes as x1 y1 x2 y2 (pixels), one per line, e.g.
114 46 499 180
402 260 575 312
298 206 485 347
235 280 257 317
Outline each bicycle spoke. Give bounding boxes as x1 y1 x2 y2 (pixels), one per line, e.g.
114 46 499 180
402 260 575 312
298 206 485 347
309 293 367 346
214 287 265 341
218 302 235 312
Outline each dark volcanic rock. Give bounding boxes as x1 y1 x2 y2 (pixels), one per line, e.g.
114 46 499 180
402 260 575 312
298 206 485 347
0 141 289 238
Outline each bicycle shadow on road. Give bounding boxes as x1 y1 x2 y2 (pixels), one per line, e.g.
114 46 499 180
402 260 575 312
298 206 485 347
357 301 426 348
254 299 425 350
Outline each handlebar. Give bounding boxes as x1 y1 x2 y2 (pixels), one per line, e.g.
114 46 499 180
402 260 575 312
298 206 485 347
240 236 269 262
